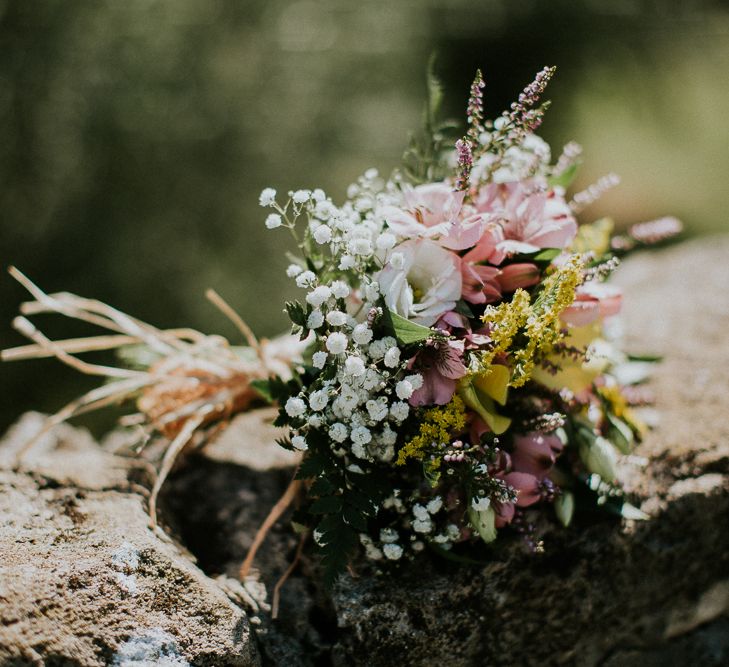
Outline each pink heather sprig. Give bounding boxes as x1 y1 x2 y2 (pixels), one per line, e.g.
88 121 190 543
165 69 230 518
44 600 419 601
553 141 583 178
454 137 474 192
507 65 556 133
466 69 486 143
629 216 683 244
569 172 621 213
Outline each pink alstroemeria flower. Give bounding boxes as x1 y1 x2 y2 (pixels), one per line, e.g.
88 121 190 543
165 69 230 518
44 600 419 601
497 263 541 292
409 339 468 406
494 471 542 527
510 432 564 479
461 262 502 305
560 282 623 327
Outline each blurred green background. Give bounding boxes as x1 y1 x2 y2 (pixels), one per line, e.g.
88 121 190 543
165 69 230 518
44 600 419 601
1 0 727 432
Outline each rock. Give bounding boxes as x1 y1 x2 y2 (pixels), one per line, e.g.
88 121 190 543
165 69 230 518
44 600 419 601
164 237 729 666
0 412 260 667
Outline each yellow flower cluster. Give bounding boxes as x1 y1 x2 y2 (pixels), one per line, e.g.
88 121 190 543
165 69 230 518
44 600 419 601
396 395 466 466
481 255 585 388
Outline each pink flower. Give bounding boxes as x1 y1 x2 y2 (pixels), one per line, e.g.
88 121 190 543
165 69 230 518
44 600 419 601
511 432 564 479
494 471 542 527
560 282 622 327
409 339 468 406
377 239 462 326
466 182 577 265
461 262 501 305
497 263 541 292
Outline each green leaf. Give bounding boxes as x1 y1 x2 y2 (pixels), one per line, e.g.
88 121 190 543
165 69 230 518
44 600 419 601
554 491 575 527
309 476 336 496
606 413 634 455
285 301 308 328
250 379 273 403
457 376 511 435
382 308 433 345
342 504 368 532
533 248 562 262
309 495 343 514
547 163 579 189
579 435 619 482
627 353 663 363
468 505 497 544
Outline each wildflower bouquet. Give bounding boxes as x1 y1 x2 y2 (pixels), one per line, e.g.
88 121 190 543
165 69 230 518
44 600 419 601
3 64 681 588
258 66 681 582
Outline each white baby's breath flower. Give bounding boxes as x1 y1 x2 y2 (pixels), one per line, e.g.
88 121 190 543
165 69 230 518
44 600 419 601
265 213 282 229
380 425 397 446
339 254 356 270
309 390 329 412
395 380 414 400
259 188 277 206
389 252 405 269
352 323 373 346
380 528 398 543
368 337 395 360
313 224 332 245
383 543 403 560
326 310 348 326
389 401 410 422
325 332 348 354
292 189 310 204
307 310 324 329
312 188 326 203
412 518 433 533
351 425 372 446
383 347 401 368
471 497 491 511
312 351 328 369
306 285 332 308
329 422 348 443
376 232 396 250
366 399 388 422
307 414 322 428
405 374 424 390
351 441 367 459
413 504 429 521
285 397 306 418
286 264 303 278
330 280 350 299
426 497 443 514
295 270 316 288
349 238 372 256
344 356 366 377
291 435 308 451
364 281 380 303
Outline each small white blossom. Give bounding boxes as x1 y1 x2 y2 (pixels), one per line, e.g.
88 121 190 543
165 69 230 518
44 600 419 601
344 356 366 377
395 380 414 400
307 414 322 428
471 497 491 511
284 397 306 418
351 441 368 459
326 310 348 326
380 528 399 543
312 188 326 202
312 351 328 369
331 280 350 299
306 285 332 308
389 252 405 269
329 422 348 443
352 323 374 346
380 425 397 446
265 213 282 229
291 435 308 451
405 374 424 390
286 264 303 278
383 543 403 560
364 281 380 303
364 167 379 180
412 518 433 534
292 189 310 204
259 188 276 206
383 347 401 368
426 497 443 514
307 310 324 329
362 368 381 391
413 504 429 521
295 270 316 288
366 399 388 422
339 254 356 270
351 425 372 446
369 337 395 360
375 232 396 250
326 332 349 354
309 390 329 412
389 401 410 422
313 224 332 245
349 238 373 256
347 463 365 474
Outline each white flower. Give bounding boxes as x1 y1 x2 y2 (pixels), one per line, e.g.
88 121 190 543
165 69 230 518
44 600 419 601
349 238 373 256
291 435 308 451
471 496 491 512
286 264 303 278
312 188 326 202
312 351 328 369
351 441 368 459
307 310 324 329
389 401 410 422
413 504 429 521
383 347 401 368
368 337 395 360
295 271 316 288
329 423 348 443
389 252 405 269
366 399 388 422
364 167 379 180
285 397 306 418
306 286 332 308
309 390 329 411
412 518 433 533
362 368 381 391
307 415 322 428
326 310 348 326
339 254 356 270
265 213 282 229
383 543 404 561
351 426 372 446
331 281 350 299
376 232 396 251
364 281 380 303
326 332 349 354
380 425 397 446
426 497 443 514
292 189 310 204
352 323 373 345
313 225 332 245
405 373 424 390
259 188 276 206
395 380 414 400
376 239 462 326
344 356 366 377
380 528 399 543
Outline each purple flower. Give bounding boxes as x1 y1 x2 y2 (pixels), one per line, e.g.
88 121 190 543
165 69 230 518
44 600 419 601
409 339 468 406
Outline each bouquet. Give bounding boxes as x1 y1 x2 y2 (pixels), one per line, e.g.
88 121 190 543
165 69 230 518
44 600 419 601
3 64 681 589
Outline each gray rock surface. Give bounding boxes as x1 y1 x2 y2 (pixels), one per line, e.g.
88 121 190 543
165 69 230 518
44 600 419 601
0 412 260 667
